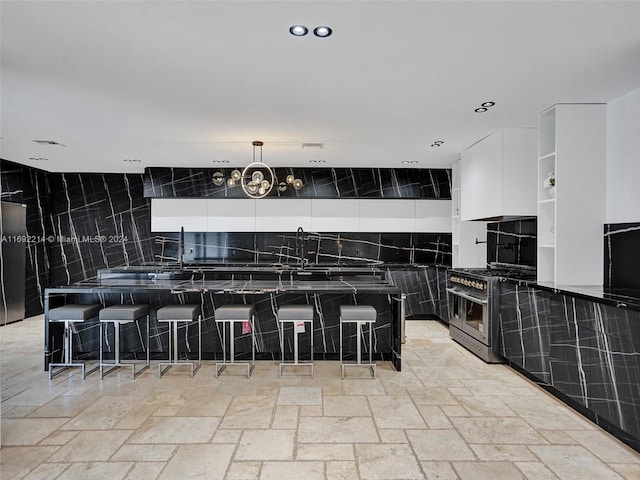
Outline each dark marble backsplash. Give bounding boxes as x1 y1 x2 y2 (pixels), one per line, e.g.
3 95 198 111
144 167 451 199
156 231 451 266
605 222 640 290
487 218 537 268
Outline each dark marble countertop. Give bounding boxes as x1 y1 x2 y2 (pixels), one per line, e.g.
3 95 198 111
46 277 402 295
504 278 640 312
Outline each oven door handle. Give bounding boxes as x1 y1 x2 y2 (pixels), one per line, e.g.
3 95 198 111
446 288 488 305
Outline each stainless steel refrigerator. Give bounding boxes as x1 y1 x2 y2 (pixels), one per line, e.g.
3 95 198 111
1 201 26 325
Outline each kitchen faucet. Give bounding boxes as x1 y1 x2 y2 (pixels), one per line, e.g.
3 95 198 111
295 226 306 269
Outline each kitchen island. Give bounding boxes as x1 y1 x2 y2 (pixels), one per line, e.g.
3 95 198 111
44 266 403 373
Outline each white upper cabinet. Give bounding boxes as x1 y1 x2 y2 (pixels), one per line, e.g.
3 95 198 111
460 128 537 221
255 199 312 231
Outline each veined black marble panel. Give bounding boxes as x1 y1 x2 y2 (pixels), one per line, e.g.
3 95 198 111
155 231 452 267
143 167 451 199
487 218 537 267
605 222 640 290
1 159 52 317
47 173 155 286
387 267 449 322
499 280 640 451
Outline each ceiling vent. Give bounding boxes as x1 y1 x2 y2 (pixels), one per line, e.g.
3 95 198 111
301 142 324 149
33 139 66 146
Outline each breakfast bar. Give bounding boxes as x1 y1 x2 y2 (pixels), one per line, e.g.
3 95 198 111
44 266 403 373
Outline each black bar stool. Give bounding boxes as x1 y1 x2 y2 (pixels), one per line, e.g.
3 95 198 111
99 304 150 379
48 304 101 379
157 304 202 377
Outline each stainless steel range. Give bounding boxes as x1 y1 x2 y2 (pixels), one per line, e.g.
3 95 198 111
446 263 535 363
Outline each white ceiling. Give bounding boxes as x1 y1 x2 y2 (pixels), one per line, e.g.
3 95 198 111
1 1 639 173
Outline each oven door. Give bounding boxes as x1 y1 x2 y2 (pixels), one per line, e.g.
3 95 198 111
446 288 489 344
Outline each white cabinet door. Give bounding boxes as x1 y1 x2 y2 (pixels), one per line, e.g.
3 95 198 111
461 128 537 221
151 198 208 232
461 130 502 221
311 199 360 232
255 199 312 231
359 199 415 232
207 199 256 232
415 200 452 232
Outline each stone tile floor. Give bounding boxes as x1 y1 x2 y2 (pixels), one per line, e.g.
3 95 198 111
2 316 639 479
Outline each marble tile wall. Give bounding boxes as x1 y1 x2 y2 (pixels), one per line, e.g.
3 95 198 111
498 280 640 451
144 167 451 199
1 160 52 317
487 218 537 267
605 222 640 289
155 231 451 266
2 160 453 319
387 267 449 322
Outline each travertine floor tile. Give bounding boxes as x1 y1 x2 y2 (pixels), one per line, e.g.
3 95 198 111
530 445 626 480
356 443 423 479
49 430 133 462
407 430 475 461
55 461 134 480
450 417 547 445
0 446 59 480
277 386 322 406
235 429 295 460
296 443 355 460
128 416 219 443
220 395 276 429
111 443 177 462
326 460 358 480
323 395 370 417
469 444 536 461
260 461 324 480
157 444 235 480
610 462 640 480
124 461 165 480
420 461 458 480
226 461 261 480
1 417 67 445
566 429 640 464
298 416 379 443
515 461 560 479
453 461 525 480
21 462 70 480
368 396 426 429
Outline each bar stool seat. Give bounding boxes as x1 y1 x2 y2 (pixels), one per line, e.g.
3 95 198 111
278 305 314 377
48 304 101 379
215 305 256 378
157 304 202 377
99 304 150 379
339 305 377 378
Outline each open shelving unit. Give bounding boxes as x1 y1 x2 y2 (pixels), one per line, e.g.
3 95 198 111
536 104 606 285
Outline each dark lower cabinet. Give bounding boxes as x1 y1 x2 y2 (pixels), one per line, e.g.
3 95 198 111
498 280 640 452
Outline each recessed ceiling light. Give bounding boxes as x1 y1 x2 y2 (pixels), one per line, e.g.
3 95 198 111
431 140 444 147
289 25 308 36
481 101 495 108
308 159 326 163
123 159 142 163
401 160 418 164
28 157 49 161
475 107 488 113
212 160 230 163
313 26 332 37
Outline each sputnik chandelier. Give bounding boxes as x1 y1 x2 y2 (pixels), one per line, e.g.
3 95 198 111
212 141 304 198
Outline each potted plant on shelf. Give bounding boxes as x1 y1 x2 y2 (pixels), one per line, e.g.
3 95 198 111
543 172 555 198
